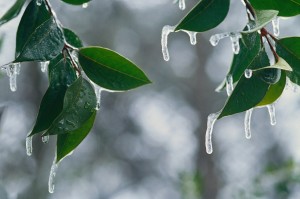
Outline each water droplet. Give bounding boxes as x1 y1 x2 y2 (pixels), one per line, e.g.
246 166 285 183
209 33 230 46
230 33 242 54
48 155 59 194
272 17 280 37
178 0 186 10
82 3 88 8
183 31 197 45
226 75 233 96
244 109 253 139
36 0 43 6
205 112 220 154
42 135 50 143
26 135 33 156
244 69 253 78
161 25 175 61
267 104 276 126
40 61 49 73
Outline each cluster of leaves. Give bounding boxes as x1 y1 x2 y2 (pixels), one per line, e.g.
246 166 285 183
0 0 150 163
173 0 300 120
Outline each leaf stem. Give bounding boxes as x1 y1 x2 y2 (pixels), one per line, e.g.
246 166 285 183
64 46 81 75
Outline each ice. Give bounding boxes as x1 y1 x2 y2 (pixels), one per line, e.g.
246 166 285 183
3 63 21 92
161 25 175 61
179 0 186 10
36 0 43 6
267 104 276 126
40 61 49 73
26 136 33 156
209 32 230 46
272 17 280 37
244 109 253 139
205 112 220 154
91 82 102 110
226 75 233 96
48 155 59 194
230 33 242 54
183 31 197 45
42 135 50 143
244 69 253 78
82 3 89 8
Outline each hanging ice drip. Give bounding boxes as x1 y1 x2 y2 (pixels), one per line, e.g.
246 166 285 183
210 32 242 54
2 63 21 92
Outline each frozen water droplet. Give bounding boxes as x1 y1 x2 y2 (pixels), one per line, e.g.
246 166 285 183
26 135 33 156
267 104 276 126
244 109 253 139
48 155 59 194
205 112 220 154
230 33 242 54
272 17 280 37
244 69 253 78
40 61 49 73
42 135 49 143
4 63 21 92
161 25 175 61
36 0 43 6
178 0 186 10
183 31 197 45
209 32 230 46
226 75 233 96
82 3 88 8
93 85 102 111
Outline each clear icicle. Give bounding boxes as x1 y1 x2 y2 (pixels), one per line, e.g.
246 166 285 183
95 87 102 111
42 135 50 143
161 25 175 61
244 69 253 78
48 155 59 194
205 112 220 154
26 136 33 156
272 17 280 37
178 0 186 10
183 31 197 45
36 0 43 6
226 75 233 96
244 109 253 139
40 61 49 73
267 104 276 126
5 63 21 92
82 3 89 8
230 33 242 54
209 32 230 46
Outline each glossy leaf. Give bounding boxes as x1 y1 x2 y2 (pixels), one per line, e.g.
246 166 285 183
0 0 26 26
45 77 96 135
257 71 286 107
276 37 300 85
29 55 77 136
253 57 293 72
79 47 151 91
63 28 83 48
56 112 96 163
15 0 64 62
249 0 300 17
61 0 91 5
175 0 230 32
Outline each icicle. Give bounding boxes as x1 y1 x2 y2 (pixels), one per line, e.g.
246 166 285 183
161 25 175 61
36 0 43 6
244 109 253 139
267 104 276 126
272 17 280 37
244 69 253 78
178 0 186 10
205 112 220 154
40 61 49 73
48 155 59 194
225 75 233 96
82 3 89 8
4 63 21 92
26 136 33 156
230 33 242 54
42 135 50 143
209 32 230 46
95 87 102 111
183 31 197 45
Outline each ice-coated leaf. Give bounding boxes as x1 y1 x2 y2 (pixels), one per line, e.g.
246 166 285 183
253 57 293 72
257 71 286 107
44 77 97 135
175 0 230 32
63 28 83 48
276 37 300 85
61 0 91 5
249 0 300 17
79 47 151 91
242 10 278 34
56 112 96 163
29 55 77 136
0 0 26 26
15 0 64 62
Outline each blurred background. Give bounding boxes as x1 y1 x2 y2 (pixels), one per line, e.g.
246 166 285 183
0 0 300 199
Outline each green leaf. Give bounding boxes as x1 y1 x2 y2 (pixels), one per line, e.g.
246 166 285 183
241 10 278 34
257 71 286 107
216 31 261 91
276 37 300 85
45 77 97 135
63 28 83 48
259 68 281 84
61 0 91 5
29 55 77 136
175 0 230 32
0 0 26 26
15 0 64 62
79 47 151 91
253 57 293 71
218 50 271 119
249 0 300 17
56 111 96 163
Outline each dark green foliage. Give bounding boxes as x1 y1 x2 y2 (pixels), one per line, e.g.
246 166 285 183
63 28 83 48
0 0 26 26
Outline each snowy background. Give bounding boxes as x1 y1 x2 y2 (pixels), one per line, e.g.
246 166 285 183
0 0 300 199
